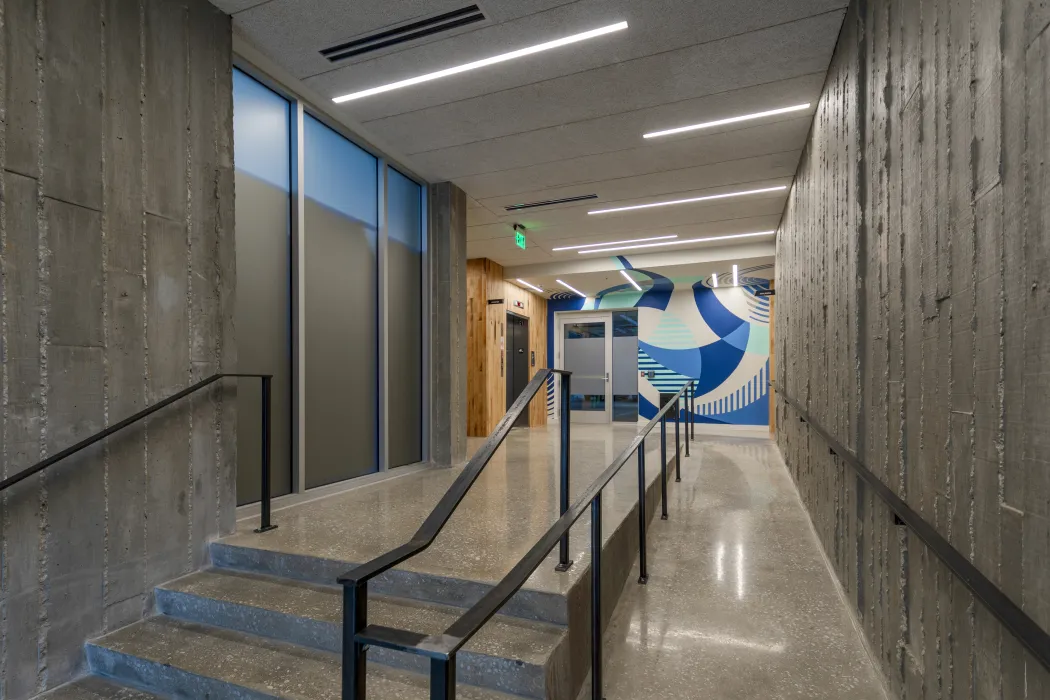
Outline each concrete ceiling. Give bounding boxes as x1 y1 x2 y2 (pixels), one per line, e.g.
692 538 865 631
218 0 846 271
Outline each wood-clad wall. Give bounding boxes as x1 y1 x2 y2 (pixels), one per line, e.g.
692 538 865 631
466 258 548 437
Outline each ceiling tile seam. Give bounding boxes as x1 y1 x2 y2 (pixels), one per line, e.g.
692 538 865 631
430 114 816 182
231 0 278 16
467 212 785 241
300 0 590 81
466 174 793 219
471 148 803 203
397 85 823 157
471 180 790 224
354 9 846 123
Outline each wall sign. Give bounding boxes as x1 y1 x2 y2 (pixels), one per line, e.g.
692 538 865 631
488 299 504 305
531 350 535 367
755 289 776 297
513 300 525 310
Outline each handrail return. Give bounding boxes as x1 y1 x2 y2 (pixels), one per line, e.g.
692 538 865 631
0 372 280 533
341 371 698 700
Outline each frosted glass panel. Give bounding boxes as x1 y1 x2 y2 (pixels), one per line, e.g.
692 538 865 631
304 115 378 487
612 310 639 422
564 322 606 411
232 69 293 504
386 167 423 467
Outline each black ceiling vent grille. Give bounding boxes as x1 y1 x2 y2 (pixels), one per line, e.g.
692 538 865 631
320 5 486 63
504 194 599 212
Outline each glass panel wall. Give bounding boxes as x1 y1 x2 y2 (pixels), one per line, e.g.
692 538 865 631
231 67 428 494
564 321 608 412
386 168 423 467
303 114 379 487
232 69 293 504
612 311 639 421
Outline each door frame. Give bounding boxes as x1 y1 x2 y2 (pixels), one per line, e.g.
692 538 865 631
506 311 530 427
556 311 613 424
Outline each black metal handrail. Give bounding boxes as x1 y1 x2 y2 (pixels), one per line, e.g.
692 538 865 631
0 372 279 533
343 378 698 700
340 367 572 698
776 385 1050 672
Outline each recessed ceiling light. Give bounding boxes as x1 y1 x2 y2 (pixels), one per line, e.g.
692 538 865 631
332 21 629 103
557 279 587 298
620 269 643 292
588 186 787 215
643 103 812 139
733 264 739 286
516 278 543 293
551 234 678 252
578 230 776 254
712 272 719 288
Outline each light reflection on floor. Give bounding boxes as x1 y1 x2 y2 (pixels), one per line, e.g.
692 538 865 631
594 437 891 700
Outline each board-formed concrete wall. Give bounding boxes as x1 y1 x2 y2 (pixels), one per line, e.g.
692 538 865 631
0 1 235 696
776 0 1050 697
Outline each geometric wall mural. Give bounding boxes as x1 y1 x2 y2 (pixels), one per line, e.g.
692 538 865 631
548 260 772 426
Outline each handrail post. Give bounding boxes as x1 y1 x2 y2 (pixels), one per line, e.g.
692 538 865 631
556 372 573 572
659 414 668 520
343 582 368 700
637 442 648 584
254 375 277 533
674 396 682 482
590 493 603 700
690 383 696 441
683 389 689 458
431 656 455 700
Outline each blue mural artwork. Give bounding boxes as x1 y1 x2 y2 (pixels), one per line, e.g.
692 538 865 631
547 263 773 426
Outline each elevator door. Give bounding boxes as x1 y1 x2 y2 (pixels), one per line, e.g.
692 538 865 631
506 314 530 427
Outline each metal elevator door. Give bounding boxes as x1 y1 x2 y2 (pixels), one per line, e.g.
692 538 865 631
506 314 530 428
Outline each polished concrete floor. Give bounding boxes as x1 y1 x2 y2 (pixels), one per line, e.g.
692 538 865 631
229 423 683 595
594 437 891 700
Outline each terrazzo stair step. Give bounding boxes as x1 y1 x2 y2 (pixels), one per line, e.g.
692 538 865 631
87 616 520 700
210 539 571 626
155 568 570 699
38 676 163 700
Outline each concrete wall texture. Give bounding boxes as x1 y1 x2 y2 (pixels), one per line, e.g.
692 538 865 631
775 0 1050 698
0 0 235 696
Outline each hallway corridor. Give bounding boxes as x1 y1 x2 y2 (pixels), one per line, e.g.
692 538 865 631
598 437 890 700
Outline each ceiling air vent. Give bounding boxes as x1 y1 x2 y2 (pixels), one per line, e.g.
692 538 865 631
504 194 599 212
320 5 486 63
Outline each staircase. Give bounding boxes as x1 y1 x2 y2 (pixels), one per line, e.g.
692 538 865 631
40 433 677 700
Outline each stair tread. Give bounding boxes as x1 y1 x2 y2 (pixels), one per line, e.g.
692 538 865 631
159 568 564 666
89 616 519 700
38 676 162 699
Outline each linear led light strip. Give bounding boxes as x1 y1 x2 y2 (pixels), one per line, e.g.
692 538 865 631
588 186 787 215
578 230 775 254
557 279 587 298
644 103 811 139
620 270 642 292
516 278 543 293
552 234 678 252
333 21 629 103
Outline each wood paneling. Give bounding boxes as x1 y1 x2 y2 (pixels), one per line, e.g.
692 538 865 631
465 258 548 436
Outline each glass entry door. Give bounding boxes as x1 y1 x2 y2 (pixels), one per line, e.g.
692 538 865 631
560 314 613 423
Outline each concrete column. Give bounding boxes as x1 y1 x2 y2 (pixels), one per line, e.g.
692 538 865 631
428 182 468 466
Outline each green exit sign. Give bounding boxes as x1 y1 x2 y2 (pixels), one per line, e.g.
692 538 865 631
515 230 527 249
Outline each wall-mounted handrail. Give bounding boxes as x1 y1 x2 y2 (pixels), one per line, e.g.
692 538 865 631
775 385 1050 672
0 372 278 532
344 379 696 700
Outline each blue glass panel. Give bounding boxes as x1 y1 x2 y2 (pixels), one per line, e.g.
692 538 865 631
303 114 379 485
387 168 422 249
304 114 378 227
232 68 293 502
386 168 423 467
233 69 290 191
